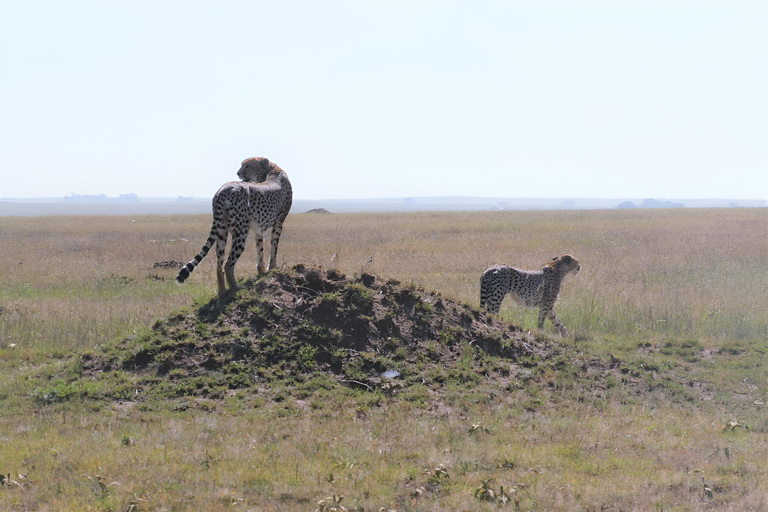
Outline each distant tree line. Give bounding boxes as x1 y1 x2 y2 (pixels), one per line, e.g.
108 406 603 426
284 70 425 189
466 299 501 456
62 193 139 203
615 198 685 209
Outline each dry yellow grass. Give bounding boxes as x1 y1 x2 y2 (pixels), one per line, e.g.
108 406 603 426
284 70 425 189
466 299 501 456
0 208 766 511
3 209 764 345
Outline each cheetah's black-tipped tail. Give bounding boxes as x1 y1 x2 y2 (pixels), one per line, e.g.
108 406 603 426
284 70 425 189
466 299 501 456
176 265 192 285
175 235 215 285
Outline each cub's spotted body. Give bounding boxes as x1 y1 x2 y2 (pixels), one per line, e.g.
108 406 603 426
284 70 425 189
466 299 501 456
176 157 293 298
480 255 580 336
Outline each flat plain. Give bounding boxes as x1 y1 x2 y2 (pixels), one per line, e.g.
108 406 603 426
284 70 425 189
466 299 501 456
0 208 766 511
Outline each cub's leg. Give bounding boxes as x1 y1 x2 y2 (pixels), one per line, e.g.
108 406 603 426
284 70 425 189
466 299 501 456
482 293 504 315
538 305 569 337
480 267 507 314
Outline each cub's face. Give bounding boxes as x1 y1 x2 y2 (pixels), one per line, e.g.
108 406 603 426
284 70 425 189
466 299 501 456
556 255 580 276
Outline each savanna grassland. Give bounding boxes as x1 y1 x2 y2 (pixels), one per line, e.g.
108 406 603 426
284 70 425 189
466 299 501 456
0 208 766 511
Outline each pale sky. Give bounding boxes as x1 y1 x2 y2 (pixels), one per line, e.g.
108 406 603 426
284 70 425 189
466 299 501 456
1 1 766 201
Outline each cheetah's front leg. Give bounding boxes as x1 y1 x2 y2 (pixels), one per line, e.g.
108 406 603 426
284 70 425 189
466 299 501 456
254 227 276 275
255 235 264 274
255 230 268 275
539 308 569 337
269 223 284 271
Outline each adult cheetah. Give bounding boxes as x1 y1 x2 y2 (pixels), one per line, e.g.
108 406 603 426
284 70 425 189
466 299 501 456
480 255 580 336
176 157 293 298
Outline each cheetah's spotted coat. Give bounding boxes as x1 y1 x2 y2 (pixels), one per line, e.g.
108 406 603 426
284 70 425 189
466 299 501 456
480 255 580 336
176 157 293 298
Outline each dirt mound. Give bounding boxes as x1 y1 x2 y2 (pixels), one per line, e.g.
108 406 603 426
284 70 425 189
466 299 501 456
86 265 555 399
81 265 712 408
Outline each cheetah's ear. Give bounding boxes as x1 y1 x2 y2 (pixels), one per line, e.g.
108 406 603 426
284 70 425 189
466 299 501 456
552 256 558 261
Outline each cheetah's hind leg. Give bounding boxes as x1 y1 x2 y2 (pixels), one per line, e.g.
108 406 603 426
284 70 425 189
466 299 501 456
214 230 229 299
220 224 249 298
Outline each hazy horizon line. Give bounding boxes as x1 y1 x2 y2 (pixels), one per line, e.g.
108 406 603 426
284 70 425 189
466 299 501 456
1 195 765 203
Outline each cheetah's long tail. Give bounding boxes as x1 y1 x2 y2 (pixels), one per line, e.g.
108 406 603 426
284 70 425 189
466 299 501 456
176 234 216 285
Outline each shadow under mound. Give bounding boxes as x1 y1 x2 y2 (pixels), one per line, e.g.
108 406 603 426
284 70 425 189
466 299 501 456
86 264 556 400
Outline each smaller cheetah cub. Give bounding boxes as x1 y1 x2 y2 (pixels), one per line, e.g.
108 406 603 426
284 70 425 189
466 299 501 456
480 255 580 336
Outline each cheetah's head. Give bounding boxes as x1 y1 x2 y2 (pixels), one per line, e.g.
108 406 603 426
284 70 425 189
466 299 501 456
551 254 580 276
238 157 275 183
